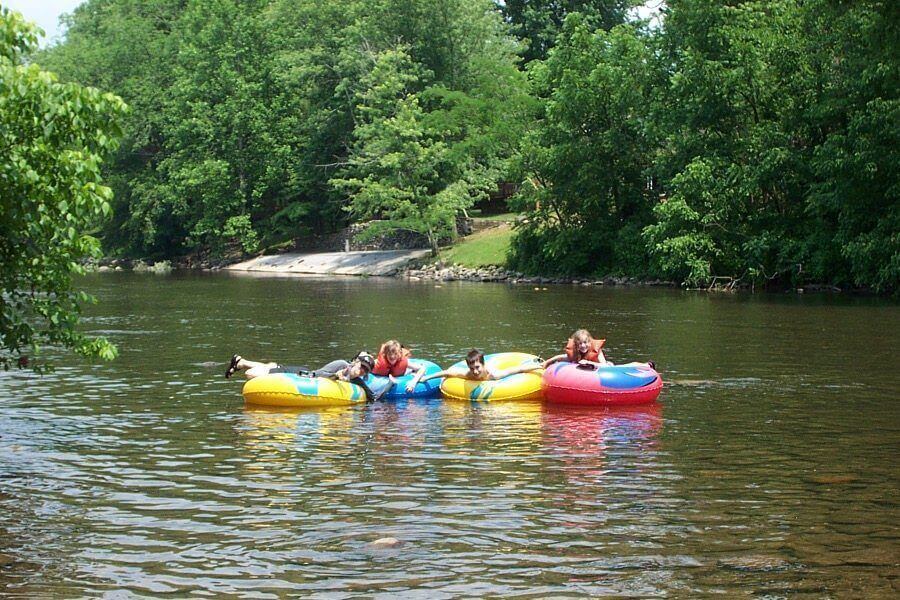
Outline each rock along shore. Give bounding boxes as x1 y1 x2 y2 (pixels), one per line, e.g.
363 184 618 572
402 262 677 287
88 256 853 292
91 254 854 293
88 254 677 287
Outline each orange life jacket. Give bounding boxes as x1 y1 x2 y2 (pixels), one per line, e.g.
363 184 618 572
372 346 411 377
565 338 605 362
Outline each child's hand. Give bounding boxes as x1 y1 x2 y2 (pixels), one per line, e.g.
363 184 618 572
405 381 416 393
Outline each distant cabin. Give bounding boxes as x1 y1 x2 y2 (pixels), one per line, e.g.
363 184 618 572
475 182 518 215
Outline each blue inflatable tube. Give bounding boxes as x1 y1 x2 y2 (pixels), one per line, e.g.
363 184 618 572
363 359 444 399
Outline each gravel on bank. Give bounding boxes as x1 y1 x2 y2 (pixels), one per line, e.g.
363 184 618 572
402 263 677 287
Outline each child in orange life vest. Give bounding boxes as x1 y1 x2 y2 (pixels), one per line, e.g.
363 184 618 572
372 340 428 393
542 329 610 369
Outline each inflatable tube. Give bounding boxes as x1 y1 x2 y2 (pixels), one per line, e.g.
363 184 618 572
242 373 366 408
363 359 443 399
542 362 662 406
440 352 544 402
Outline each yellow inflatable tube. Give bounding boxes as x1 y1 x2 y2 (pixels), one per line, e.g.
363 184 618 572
242 373 366 408
440 352 544 402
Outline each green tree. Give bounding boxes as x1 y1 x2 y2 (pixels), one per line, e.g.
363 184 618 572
263 0 374 239
331 48 462 254
41 0 529 260
38 0 896 292
510 16 656 276
37 0 183 255
333 0 530 255
644 0 814 287
1 8 126 369
802 0 899 292
154 0 275 256
500 0 636 63
644 0 898 292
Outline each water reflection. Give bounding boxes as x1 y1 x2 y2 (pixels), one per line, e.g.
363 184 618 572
542 403 663 455
0 273 897 597
239 405 359 454
440 400 544 456
539 403 665 510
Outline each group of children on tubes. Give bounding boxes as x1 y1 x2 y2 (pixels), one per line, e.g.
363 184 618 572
225 329 611 402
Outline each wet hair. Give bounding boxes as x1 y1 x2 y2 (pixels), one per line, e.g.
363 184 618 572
465 348 485 366
570 329 594 361
381 339 403 359
572 329 593 344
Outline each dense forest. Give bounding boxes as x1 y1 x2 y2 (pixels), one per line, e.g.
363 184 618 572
37 0 898 292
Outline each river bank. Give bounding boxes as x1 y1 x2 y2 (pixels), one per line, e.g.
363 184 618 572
92 219 681 288
90 255 680 287
402 262 679 287
89 255 858 293
90 220 864 294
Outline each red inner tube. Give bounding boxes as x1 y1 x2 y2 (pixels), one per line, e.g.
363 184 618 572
542 362 663 406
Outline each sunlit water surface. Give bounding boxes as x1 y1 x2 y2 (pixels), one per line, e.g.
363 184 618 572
0 273 897 597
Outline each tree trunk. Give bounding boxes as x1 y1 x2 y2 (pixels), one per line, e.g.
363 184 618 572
428 228 439 257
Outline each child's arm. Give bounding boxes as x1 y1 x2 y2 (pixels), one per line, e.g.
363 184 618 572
541 353 567 368
421 367 467 383
405 363 429 392
579 349 609 366
491 362 543 380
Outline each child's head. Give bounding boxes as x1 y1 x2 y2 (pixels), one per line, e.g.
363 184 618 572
571 329 593 355
350 351 375 379
465 348 486 377
381 340 403 363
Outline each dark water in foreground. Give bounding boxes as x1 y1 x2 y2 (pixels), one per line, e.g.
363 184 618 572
0 272 898 598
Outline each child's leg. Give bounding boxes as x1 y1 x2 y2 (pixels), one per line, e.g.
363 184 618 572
313 360 350 378
242 359 278 379
237 358 275 371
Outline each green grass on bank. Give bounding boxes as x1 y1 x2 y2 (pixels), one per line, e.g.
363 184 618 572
437 223 514 268
469 211 517 222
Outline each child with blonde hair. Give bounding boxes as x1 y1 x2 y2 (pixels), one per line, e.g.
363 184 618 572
542 329 608 368
371 339 429 393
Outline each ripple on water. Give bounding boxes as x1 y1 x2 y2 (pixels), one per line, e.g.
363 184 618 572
1 276 898 597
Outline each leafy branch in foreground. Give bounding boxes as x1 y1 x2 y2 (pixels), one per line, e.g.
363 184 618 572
1 8 126 370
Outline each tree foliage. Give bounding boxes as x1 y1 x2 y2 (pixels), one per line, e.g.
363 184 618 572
802 0 899 291
511 0 898 292
37 0 899 292
643 0 812 285
500 0 637 63
1 8 125 369
332 1 530 254
40 0 528 260
509 15 656 276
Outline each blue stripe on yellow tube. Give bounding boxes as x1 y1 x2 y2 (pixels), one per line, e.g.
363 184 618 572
243 373 366 408
440 353 544 402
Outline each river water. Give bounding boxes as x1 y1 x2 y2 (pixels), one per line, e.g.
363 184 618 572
0 272 897 597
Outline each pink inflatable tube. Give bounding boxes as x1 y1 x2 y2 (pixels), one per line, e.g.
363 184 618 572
542 362 663 406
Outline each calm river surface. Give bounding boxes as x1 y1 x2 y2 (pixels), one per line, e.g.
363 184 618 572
1 272 898 597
